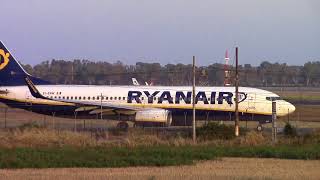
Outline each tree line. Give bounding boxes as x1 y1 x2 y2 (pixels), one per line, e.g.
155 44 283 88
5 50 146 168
22 59 320 87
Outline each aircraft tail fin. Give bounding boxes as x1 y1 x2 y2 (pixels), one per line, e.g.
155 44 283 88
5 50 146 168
132 78 140 86
0 41 51 86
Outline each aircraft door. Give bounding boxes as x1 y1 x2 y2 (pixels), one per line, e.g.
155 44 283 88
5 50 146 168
25 90 33 106
247 92 256 112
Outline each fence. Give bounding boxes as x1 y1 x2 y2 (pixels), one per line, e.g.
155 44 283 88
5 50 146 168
0 102 319 132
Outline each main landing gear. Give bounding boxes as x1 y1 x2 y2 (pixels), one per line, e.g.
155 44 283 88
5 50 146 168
256 120 271 132
256 124 263 132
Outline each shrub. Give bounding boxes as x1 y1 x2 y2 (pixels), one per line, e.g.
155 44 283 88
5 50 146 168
283 123 297 137
237 131 268 146
197 122 235 140
19 122 41 130
301 130 320 144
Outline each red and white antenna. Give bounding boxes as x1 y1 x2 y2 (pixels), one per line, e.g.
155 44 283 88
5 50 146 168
224 50 231 86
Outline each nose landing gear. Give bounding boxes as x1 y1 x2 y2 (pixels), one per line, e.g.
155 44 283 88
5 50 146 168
256 120 271 132
256 124 263 132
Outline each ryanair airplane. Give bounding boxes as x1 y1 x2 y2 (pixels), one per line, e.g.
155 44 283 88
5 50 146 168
0 41 295 130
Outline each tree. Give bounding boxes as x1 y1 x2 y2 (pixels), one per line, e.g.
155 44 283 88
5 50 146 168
303 61 320 86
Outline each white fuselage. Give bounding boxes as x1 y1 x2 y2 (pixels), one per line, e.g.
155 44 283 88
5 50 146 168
0 85 295 116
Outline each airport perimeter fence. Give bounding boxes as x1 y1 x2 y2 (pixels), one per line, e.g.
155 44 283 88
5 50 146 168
0 105 194 140
0 101 319 134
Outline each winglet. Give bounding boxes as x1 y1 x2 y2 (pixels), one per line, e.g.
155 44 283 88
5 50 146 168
24 76 49 99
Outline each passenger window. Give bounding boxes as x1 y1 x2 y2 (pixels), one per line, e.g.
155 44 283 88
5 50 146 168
75 96 77 100
141 97 144 101
88 97 90 100
63 96 65 99
110 97 113 100
79 97 81 100
114 97 117 100
71 96 73 100
106 97 108 100
123 97 125 100
67 96 69 100
119 97 121 100
92 97 95 100
83 97 86 100
101 96 104 100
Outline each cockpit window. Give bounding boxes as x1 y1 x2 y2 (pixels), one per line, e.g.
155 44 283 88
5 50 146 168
266 97 282 101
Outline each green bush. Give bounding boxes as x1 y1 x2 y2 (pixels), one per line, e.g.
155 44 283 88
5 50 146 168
283 123 297 137
197 122 235 140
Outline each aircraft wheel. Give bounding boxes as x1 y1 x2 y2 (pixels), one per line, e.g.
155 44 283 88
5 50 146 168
256 124 263 132
117 122 129 130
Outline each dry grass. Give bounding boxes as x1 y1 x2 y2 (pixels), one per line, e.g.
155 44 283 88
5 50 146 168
237 131 268 146
0 127 188 148
0 127 271 149
0 128 102 148
2 126 320 149
123 128 195 147
0 158 319 180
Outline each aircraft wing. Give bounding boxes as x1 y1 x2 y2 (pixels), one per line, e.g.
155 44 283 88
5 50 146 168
24 76 153 112
66 100 142 111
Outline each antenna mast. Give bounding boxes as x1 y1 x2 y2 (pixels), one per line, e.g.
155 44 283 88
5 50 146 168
224 50 231 86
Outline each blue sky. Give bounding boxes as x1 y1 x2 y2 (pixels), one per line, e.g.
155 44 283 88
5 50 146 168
1 0 319 66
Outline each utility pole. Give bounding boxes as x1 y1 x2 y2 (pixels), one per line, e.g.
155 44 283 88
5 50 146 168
224 50 231 86
101 93 108 138
192 56 196 143
71 63 74 84
74 111 77 132
235 47 240 137
4 107 7 129
272 101 277 143
100 93 103 121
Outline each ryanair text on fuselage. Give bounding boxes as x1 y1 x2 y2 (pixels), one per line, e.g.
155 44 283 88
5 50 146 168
127 91 247 104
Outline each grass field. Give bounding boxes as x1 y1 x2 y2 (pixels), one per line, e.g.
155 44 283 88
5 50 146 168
0 145 319 169
284 104 320 122
0 98 319 171
274 90 320 102
1 158 319 180
0 126 319 169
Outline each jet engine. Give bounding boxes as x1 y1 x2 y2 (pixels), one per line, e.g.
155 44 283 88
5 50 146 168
135 109 172 126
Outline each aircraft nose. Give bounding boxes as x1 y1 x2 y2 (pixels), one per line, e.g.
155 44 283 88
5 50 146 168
287 102 296 114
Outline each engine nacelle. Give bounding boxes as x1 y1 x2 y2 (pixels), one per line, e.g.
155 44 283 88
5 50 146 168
135 109 172 126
